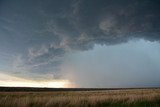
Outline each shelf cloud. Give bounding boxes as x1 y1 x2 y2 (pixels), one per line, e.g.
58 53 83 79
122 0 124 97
0 0 160 87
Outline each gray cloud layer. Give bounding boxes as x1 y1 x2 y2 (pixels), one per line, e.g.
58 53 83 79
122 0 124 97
0 0 160 80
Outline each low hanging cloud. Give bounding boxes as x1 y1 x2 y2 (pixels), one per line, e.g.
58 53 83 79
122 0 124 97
0 0 160 80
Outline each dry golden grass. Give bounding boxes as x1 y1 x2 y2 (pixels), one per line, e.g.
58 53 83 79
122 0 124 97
0 89 160 107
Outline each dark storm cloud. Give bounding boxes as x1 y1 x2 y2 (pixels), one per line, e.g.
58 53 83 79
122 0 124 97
0 0 160 78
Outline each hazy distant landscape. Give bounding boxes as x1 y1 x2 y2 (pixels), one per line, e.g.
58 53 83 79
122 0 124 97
0 87 160 107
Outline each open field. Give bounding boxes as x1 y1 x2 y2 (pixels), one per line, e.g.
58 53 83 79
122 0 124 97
0 88 160 107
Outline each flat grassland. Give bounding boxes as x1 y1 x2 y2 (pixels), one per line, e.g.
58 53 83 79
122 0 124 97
0 89 160 107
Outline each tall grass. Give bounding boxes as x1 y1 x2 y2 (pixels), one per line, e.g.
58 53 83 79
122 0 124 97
0 89 160 107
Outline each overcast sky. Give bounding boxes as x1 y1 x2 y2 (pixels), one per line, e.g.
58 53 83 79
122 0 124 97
0 0 160 88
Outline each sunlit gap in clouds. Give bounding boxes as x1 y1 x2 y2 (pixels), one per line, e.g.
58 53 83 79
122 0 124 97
0 73 75 88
